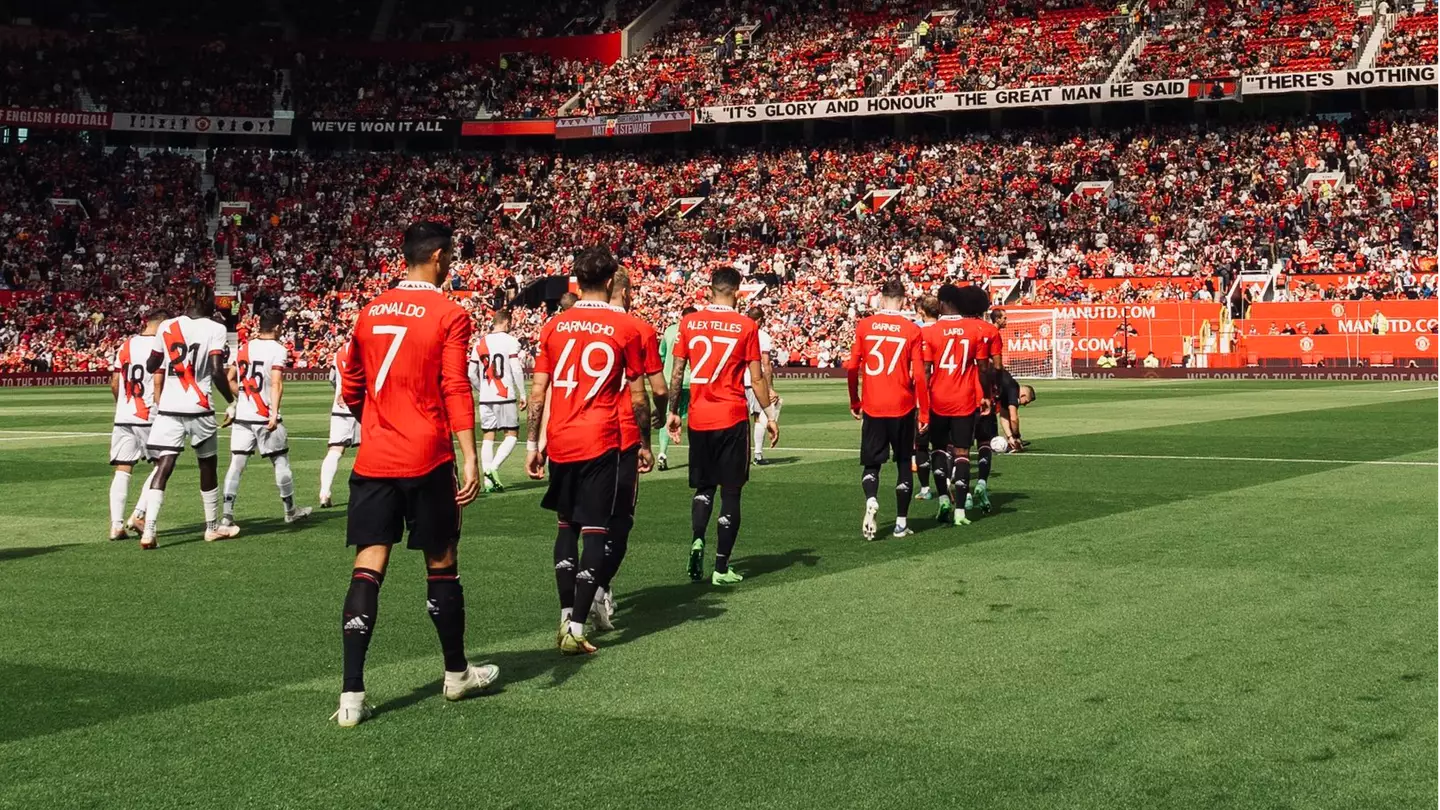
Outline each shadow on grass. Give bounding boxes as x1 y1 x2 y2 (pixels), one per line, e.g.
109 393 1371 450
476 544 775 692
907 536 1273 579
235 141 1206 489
0 544 72 562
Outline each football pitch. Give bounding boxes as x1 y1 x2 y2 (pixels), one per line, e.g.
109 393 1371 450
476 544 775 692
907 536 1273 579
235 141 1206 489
0 378 1435 809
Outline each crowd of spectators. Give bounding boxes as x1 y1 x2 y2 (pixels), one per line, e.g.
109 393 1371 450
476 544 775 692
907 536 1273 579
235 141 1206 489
1377 6 1438 67
0 142 212 372
571 0 924 114
2 111 1434 370
1128 0 1363 80
901 1 1131 93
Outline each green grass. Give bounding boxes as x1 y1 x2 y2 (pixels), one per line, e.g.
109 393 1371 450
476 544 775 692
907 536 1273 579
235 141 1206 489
0 379 1436 809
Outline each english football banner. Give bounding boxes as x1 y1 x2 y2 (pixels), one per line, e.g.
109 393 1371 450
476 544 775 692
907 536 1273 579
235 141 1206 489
0 107 111 130
110 113 293 136
304 119 458 136
554 110 692 139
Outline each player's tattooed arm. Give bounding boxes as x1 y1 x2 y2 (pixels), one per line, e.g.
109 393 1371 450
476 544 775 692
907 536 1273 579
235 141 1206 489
630 378 652 447
525 374 548 445
667 360 687 417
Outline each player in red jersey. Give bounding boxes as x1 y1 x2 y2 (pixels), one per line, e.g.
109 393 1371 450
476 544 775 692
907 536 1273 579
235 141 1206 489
667 267 778 585
332 221 497 728
525 246 648 655
142 282 236 549
965 300 1010 514
920 284 997 527
912 295 941 500
846 278 930 541
587 270 669 631
107 309 166 541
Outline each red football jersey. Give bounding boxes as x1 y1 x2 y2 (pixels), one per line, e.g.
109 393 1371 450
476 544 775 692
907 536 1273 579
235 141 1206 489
921 316 993 416
535 301 645 463
341 280 475 478
846 310 929 418
674 305 761 431
614 308 663 451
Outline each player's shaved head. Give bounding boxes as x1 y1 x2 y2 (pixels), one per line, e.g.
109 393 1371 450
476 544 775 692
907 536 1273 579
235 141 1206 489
258 308 284 332
956 285 989 318
746 306 764 322
917 295 940 319
402 220 453 266
574 245 619 293
493 309 512 329
710 266 742 295
146 309 169 324
681 305 698 317
936 284 963 316
558 292 578 311
1019 384 1036 405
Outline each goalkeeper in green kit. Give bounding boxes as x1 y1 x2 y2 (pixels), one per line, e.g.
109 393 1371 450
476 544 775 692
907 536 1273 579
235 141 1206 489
656 305 697 471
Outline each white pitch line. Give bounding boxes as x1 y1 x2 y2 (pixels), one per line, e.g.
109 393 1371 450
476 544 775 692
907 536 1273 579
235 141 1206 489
1 432 1434 468
1392 386 1437 393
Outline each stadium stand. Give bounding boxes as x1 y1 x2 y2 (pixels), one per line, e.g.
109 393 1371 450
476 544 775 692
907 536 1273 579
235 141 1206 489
1377 5 1438 67
1127 0 1364 80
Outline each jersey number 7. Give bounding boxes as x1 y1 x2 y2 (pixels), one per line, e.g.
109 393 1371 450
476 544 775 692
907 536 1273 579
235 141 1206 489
863 335 908 376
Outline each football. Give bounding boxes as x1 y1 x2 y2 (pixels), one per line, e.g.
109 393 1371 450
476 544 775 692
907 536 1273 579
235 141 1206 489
990 435 1011 454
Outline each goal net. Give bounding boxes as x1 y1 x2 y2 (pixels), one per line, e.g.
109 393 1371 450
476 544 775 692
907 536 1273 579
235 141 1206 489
998 309 1076 379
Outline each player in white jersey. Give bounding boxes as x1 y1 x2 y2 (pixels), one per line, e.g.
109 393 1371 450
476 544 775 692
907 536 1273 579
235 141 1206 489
319 338 360 508
467 309 526 492
743 306 780 465
107 310 166 541
220 308 312 528
140 281 238 549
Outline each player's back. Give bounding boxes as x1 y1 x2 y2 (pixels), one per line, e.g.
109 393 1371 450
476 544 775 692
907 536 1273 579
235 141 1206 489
678 305 759 431
156 315 228 415
343 281 473 478
235 338 289 421
113 334 158 425
472 331 522 403
852 310 925 417
613 309 662 449
922 315 992 416
536 301 641 463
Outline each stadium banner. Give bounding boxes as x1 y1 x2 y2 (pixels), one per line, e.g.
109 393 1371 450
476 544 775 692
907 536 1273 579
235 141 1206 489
1245 301 1439 335
1241 65 1437 96
0 372 112 387
0 107 111 130
554 110 692 139
461 119 557 136
1004 303 1224 361
1074 368 1438 381
303 119 459 136
695 80 1190 125
774 367 848 379
1236 333 1439 360
110 113 293 136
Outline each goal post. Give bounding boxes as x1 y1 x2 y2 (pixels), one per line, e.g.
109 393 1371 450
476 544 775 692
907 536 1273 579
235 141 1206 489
997 308 1075 379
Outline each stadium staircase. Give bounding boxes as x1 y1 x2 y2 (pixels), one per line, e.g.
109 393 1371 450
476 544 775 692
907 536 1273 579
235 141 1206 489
1105 32 1146 83
1355 10 1397 67
878 18 927 95
77 88 98 112
372 0 398 41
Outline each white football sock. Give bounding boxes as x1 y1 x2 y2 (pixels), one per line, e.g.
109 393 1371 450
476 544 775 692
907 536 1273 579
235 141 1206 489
752 411 767 458
481 439 495 474
560 607 573 624
144 489 165 537
273 454 296 513
201 488 220 531
109 470 132 526
568 620 586 637
493 435 517 471
895 516 908 531
319 448 342 498
131 468 156 519
223 455 247 518
866 497 879 510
